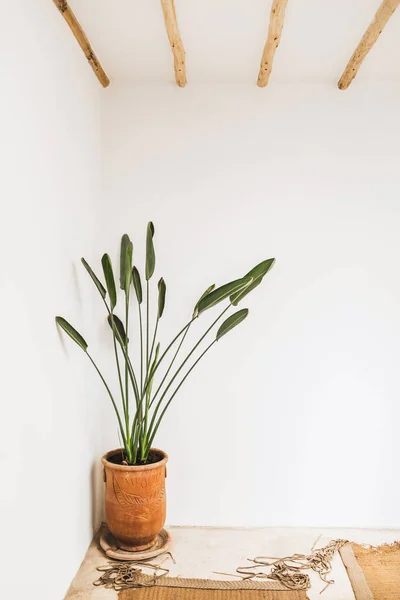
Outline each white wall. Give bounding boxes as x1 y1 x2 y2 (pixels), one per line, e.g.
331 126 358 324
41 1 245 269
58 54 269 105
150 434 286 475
0 2 103 598
100 82 400 529
2 11 400 592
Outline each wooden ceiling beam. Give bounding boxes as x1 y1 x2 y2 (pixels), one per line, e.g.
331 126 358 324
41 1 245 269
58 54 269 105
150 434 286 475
257 0 289 87
53 0 110 88
160 0 187 87
338 0 400 90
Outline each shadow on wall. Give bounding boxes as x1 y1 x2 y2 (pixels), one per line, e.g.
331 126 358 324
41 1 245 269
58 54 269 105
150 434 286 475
91 461 104 535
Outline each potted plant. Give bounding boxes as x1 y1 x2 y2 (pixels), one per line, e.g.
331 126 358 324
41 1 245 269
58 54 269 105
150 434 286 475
56 223 275 551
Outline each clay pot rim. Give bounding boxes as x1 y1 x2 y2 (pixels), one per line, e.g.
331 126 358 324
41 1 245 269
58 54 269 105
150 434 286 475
102 447 168 471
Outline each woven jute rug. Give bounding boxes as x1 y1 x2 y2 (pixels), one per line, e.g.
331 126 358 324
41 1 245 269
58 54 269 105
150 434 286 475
340 541 400 600
118 576 308 600
119 590 307 599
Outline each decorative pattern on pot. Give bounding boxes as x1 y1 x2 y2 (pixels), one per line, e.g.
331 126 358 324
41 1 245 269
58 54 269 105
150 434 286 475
113 471 165 521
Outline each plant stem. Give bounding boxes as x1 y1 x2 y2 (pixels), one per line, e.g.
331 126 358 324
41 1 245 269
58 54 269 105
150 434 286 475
102 298 125 415
146 340 216 453
113 332 126 414
86 352 127 449
149 305 230 427
150 322 190 409
140 316 197 405
127 315 199 459
117 341 140 406
146 280 150 370
140 279 151 459
139 304 144 394
149 317 159 369
124 294 130 442
130 393 145 442
132 421 140 463
143 315 159 452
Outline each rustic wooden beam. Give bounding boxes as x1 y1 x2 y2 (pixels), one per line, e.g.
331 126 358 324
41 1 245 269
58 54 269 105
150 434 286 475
53 0 110 88
257 0 289 87
160 0 187 87
338 0 400 90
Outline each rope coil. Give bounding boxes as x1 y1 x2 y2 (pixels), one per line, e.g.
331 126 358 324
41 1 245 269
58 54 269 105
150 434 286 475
94 553 174 591
230 538 349 593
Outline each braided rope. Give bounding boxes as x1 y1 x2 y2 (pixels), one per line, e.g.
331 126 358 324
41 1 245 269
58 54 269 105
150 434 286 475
94 555 173 592
231 538 349 593
93 539 349 594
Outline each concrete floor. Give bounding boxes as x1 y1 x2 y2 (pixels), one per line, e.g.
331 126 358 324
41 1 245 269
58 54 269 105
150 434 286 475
66 526 400 599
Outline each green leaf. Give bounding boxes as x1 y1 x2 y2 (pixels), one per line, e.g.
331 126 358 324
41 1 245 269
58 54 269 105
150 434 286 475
158 278 166 318
216 309 249 340
55 316 88 351
132 266 142 304
124 241 133 294
119 234 131 291
101 254 117 310
145 221 155 280
230 258 275 306
107 314 127 346
192 284 215 318
197 276 252 315
81 258 106 299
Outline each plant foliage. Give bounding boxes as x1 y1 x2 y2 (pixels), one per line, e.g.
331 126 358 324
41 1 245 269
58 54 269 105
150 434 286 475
56 225 275 464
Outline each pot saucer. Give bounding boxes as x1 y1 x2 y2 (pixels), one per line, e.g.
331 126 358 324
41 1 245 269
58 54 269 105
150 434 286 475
100 524 171 561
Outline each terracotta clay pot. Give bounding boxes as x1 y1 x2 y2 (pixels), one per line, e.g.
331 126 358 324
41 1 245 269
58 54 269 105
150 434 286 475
102 448 168 551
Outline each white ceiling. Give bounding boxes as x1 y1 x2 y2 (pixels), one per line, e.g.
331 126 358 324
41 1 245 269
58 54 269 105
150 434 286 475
72 0 400 85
